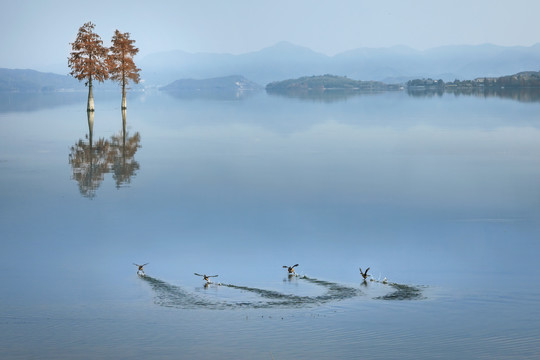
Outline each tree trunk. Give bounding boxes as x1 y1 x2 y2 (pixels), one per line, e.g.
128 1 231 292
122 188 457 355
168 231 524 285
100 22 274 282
121 80 127 109
87 110 94 147
87 77 95 112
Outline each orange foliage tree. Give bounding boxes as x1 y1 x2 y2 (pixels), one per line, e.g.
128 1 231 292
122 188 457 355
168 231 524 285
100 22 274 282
108 30 141 109
68 22 109 112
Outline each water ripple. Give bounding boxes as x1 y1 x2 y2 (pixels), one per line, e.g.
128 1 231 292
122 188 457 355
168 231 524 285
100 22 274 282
373 282 426 301
140 275 363 309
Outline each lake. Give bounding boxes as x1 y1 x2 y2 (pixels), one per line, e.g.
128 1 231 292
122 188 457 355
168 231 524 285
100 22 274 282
1 89 540 359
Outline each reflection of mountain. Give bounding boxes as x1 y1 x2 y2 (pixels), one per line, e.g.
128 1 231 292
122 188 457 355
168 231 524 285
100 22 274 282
160 75 262 101
69 111 141 198
0 92 87 113
0 91 145 114
266 88 390 103
162 88 259 101
407 87 540 103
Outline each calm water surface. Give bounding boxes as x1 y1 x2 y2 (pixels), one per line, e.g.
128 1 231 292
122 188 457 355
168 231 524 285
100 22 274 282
1 90 540 359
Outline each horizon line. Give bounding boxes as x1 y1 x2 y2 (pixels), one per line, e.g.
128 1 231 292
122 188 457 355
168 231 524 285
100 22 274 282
143 40 540 57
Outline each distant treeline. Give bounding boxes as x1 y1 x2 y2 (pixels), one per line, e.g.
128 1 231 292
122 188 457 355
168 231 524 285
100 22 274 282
407 71 540 89
266 75 401 92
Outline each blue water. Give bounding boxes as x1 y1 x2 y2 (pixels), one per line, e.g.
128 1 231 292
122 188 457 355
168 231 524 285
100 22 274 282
1 89 540 359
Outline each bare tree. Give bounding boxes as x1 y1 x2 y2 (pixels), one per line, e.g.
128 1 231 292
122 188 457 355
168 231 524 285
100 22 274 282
68 22 109 112
108 30 141 109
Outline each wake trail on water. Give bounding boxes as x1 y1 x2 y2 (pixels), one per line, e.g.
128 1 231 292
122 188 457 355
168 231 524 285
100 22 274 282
140 275 425 309
140 276 215 309
374 282 426 301
221 276 361 307
140 275 362 309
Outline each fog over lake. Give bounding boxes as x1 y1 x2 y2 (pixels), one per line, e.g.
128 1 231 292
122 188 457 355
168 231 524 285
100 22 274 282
1 89 540 359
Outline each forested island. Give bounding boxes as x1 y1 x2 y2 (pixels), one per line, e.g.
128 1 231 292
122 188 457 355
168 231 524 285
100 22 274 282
407 71 540 89
266 75 401 92
406 71 540 103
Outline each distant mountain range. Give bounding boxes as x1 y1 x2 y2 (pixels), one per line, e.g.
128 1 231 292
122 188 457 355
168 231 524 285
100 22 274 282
160 75 262 92
139 41 540 86
0 68 79 92
0 68 131 92
3 42 540 91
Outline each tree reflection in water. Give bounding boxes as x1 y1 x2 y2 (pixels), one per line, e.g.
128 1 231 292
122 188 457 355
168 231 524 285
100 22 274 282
69 110 141 198
110 110 141 188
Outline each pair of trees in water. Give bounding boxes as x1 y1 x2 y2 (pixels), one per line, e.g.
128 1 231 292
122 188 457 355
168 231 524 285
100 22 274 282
68 22 140 111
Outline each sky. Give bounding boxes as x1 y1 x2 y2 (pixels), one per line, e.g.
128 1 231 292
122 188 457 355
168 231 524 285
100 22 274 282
1 0 540 71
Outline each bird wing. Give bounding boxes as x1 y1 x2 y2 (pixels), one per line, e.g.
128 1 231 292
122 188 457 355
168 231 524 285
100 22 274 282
208 275 219 278
365 267 370 274
142 263 149 267
283 266 288 268
292 264 299 268
359 267 363 274
134 263 140 266
194 273 203 277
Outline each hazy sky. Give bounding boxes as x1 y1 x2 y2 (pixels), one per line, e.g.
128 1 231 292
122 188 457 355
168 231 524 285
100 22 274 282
1 0 540 70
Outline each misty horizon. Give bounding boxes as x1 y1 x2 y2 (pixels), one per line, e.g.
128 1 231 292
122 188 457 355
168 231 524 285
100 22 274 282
21 40 540 73
3 41 540 88
7 40 540 74
2 0 540 70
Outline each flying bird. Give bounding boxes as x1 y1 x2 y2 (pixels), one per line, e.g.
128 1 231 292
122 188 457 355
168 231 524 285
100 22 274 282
283 264 299 274
134 263 148 276
359 267 370 280
194 273 219 283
